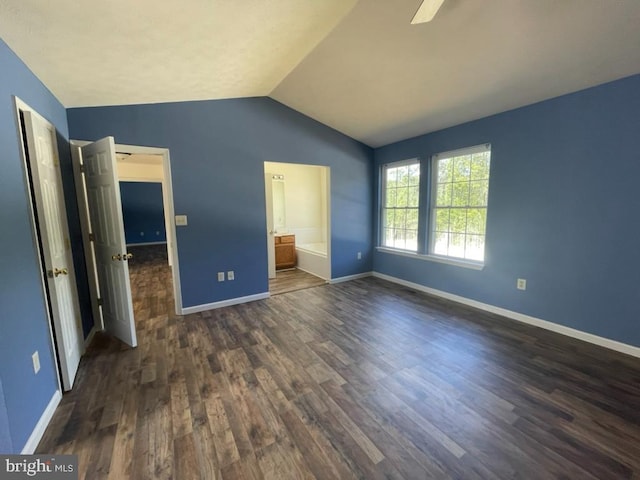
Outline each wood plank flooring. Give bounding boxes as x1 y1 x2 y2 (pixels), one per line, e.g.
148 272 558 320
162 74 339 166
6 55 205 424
37 245 640 479
269 269 326 296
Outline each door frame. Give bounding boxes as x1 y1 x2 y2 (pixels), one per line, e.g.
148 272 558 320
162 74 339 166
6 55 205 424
263 162 332 284
71 140 183 329
264 172 276 279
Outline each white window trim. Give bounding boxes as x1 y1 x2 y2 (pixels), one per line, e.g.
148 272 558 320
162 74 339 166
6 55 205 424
427 143 490 264
376 246 485 270
432 143 490 159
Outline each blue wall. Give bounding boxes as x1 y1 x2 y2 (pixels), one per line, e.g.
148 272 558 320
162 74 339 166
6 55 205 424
0 38 68 452
374 74 640 348
120 182 166 245
0 379 12 453
68 98 373 308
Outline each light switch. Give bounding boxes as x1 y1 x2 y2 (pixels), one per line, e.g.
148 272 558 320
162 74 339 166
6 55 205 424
175 215 188 226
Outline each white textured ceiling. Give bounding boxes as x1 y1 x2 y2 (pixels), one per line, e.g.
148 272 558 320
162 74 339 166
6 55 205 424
0 0 357 107
1 0 640 147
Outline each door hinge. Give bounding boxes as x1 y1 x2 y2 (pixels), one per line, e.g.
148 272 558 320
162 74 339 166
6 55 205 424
97 298 103 306
80 164 85 173
88 232 95 242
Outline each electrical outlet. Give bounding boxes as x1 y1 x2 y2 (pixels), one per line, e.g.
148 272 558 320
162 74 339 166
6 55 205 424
32 351 40 374
357 251 362 260
217 272 225 282
517 278 527 290
227 271 235 281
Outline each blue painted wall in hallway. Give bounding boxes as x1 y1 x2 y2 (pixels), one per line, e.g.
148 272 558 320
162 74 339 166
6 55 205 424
120 182 166 245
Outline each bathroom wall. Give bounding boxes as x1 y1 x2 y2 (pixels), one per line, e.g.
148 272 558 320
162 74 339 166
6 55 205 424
265 162 328 245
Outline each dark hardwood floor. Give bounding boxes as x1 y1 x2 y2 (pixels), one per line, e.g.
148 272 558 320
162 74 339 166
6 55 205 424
269 269 326 296
37 246 640 479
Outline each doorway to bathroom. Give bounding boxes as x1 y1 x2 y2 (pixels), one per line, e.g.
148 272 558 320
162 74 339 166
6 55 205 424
264 162 331 295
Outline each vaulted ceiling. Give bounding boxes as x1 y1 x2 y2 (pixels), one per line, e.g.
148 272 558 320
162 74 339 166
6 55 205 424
2 0 640 147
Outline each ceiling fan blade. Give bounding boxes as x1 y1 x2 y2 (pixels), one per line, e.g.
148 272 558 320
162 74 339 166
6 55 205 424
411 0 446 24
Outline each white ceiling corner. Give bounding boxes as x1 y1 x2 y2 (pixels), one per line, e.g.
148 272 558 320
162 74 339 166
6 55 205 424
271 0 640 146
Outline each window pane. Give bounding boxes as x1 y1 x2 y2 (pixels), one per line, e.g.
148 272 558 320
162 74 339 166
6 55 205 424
437 158 452 183
408 186 419 207
433 231 449 256
451 182 469 206
384 209 395 230
466 208 486 235
430 146 490 261
436 182 451 206
449 233 465 258
435 208 450 232
381 161 420 252
453 155 471 182
406 230 418 251
450 209 467 233
393 229 406 249
386 188 397 207
408 164 420 185
386 167 398 185
384 228 394 247
470 152 490 180
407 208 419 231
394 209 407 230
465 235 485 261
395 186 408 207
398 165 410 186
469 180 488 206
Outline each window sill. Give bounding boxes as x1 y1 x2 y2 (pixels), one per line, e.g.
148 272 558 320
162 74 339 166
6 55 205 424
375 247 485 271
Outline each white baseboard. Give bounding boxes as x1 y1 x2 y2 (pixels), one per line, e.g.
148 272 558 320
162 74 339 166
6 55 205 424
126 241 167 247
372 272 640 358
294 266 330 282
181 292 270 315
21 389 61 454
329 272 373 284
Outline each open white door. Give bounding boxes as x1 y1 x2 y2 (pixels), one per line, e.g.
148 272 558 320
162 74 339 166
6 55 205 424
70 145 103 332
23 111 83 391
82 137 137 347
265 173 276 279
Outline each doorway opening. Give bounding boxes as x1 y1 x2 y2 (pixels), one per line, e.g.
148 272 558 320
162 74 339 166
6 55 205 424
71 141 182 342
264 162 331 295
117 153 174 319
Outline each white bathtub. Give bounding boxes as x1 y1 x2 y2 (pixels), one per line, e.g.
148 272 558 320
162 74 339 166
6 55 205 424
296 242 330 279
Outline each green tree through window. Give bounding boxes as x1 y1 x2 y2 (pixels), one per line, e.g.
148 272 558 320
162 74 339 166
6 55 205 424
381 161 420 251
431 145 490 261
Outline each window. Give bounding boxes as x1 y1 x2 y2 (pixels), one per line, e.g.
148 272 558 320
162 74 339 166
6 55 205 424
381 160 420 251
430 144 491 262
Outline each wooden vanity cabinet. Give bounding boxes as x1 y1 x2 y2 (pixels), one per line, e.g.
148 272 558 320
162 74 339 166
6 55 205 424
275 234 296 270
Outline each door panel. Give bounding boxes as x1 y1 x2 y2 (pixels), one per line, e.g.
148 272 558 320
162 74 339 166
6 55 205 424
23 111 83 391
82 137 137 347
